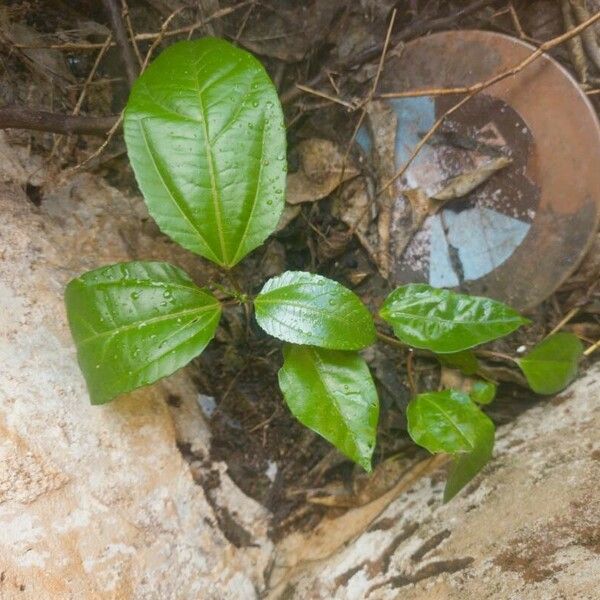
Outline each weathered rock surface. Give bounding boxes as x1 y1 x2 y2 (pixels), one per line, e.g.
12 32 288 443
1 134 599 600
0 137 272 599
267 365 600 599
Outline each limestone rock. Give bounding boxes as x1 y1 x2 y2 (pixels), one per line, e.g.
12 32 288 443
0 146 272 599
268 365 600 599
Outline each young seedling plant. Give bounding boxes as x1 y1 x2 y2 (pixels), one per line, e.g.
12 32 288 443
65 38 584 501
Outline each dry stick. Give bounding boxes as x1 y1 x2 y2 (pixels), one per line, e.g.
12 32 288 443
561 0 589 83
571 0 600 71
122 0 143 67
379 10 600 102
13 1 251 51
281 0 501 105
72 6 184 172
234 0 256 42
0 108 118 135
102 0 138 87
584 337 600 356
508 2 526 39
337 9 396 250
378 10 600 195
295 84 356 109
546 307 580 338
50 34 114 158
340 8 397 186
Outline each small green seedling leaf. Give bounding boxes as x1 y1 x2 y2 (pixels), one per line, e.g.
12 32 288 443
517 332 583 395
444 433 494 502
380 284 528 353
65 261 221 404
437 350 479 375
407 389 495 500
278 344 379 471
407 389 488 454
124 38 286 268
255 271 376 350
470 380 497 405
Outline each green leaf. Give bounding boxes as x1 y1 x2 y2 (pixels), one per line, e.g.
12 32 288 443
124 38 287 268
255 271 376 350
65 261 221 405
278 344 379 471
407 389 495 500
380 284 528 353
407 389 491 454
437 350 479 375
444 434 494 502
516 332 583 395
470 380 497 405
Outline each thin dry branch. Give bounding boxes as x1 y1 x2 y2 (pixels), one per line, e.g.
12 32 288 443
102 0 138 87
0 107 118 136
282 0 502 105
378 9 600 193
13 1 251 51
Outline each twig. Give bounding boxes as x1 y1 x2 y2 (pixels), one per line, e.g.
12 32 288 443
561 0 589 83
376 330 407 349
475 349 517 363
508 2 526 39
546 307 580 338
0 107 118 135
122 0 143 67
13 1 251 51
584 337 600 356
102 0 138 87
70 113 124 171
378 9 600 194
50 34 114 158
281 0 501 105
141 8 184 71
340 9 397 190
295 84 356 109
71 5 181 171
406 349 417 395
571 1 600 71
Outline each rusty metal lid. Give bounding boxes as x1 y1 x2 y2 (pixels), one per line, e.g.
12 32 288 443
370 30 600 310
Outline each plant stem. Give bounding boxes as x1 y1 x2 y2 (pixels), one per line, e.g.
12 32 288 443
376 330 408 349
475 349 517 363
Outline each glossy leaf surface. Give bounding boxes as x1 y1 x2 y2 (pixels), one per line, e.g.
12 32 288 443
407 389 491 454
255 271 376 350
437 350 479 375
380 284 528 353
470 380 497 405
517 332 583 395
407 389 495 501
124 38 286 267
65 261 221 404
444 433 494 501
278 344 379 471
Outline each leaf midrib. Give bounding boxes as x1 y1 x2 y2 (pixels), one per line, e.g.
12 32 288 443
196 82 228 265
309 348 366 452
138 119 221 265
77 303 219 346
385 308 520 327
423 397 475 452
258 297 365 326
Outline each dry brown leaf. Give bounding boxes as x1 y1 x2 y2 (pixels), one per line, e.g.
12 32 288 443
286 138 359 205
431 156 512 202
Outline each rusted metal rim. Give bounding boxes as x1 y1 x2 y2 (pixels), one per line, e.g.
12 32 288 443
373 30 600 310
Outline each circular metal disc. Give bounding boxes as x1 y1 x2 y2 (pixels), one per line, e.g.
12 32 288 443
375 30 600 310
